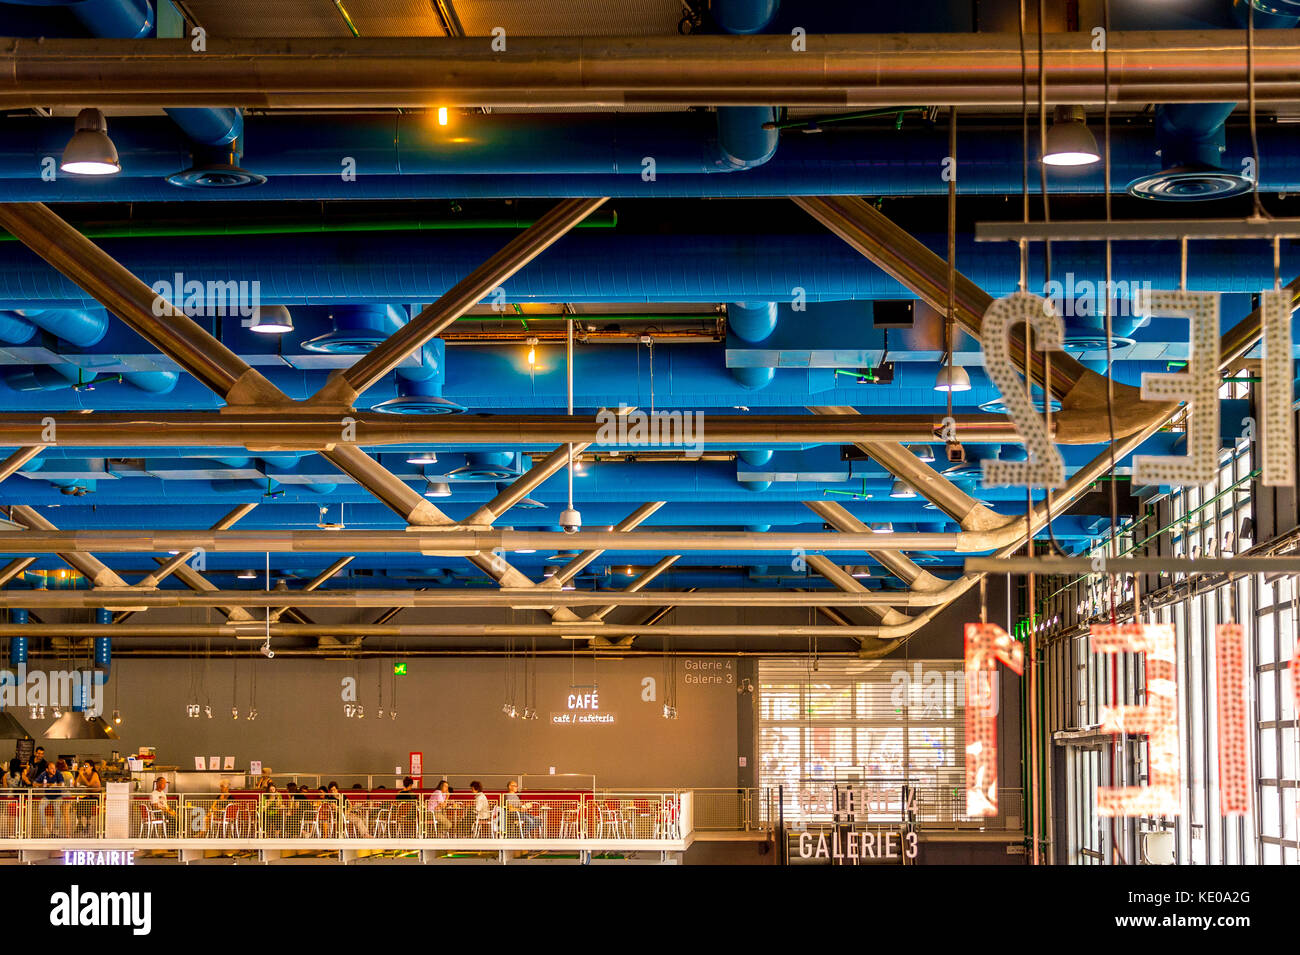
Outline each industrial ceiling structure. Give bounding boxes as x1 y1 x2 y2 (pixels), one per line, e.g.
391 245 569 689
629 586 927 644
0 0 1294 659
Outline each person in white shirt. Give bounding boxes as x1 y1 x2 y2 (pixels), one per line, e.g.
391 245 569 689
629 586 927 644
470 780 492 835
148 776 175 834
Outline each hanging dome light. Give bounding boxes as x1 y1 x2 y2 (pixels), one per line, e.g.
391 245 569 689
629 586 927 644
424 481 452 498
1042 106 1100 166
249 305 293 335
61 108 121 176
933 355 972 393
870 521 895 534
889 479 916 499
407 451 438 466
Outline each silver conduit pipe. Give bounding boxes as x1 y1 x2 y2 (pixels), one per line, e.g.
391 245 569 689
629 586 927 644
3 32 1300 108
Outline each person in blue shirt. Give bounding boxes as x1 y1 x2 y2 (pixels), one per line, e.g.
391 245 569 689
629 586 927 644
35 759 66 835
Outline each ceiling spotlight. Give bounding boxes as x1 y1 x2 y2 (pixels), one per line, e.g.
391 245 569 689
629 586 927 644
909 444 936 463
248 305 294 335
871 522 895 534
61 108 121 176
889 479 916 499
238 569 257 579
111 709 122 725
526 337 539 366
1042 105 1101 167
424 481 452 498
407 451 439 465
437 106 449 126
204 705 213 719
247 708 258 721
573 459 587 476
933 356 972 393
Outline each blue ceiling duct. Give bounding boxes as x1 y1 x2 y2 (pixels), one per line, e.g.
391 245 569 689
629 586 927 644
5 232 1295 308
1112 0 1299 199
10 125 1300 202
0 109 775 181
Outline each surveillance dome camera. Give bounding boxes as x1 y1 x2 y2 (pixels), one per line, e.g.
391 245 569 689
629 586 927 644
559 507 582 534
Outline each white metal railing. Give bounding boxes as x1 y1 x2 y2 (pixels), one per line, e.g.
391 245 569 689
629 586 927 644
0 790 689 845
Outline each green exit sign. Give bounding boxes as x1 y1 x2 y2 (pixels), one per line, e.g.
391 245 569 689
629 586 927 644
392 663 407 676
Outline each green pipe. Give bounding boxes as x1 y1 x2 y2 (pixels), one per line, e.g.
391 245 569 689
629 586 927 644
0 211 618 242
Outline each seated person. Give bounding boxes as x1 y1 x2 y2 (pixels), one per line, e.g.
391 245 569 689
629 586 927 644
262 783 286 837
426 780 453 835
199 780 232 835
327 781 369 837
148 776 176 833
394 776 418 835
21 746 46 787
34 759 65 834
504 780 543 836
4 758 23 789
470 780 492 835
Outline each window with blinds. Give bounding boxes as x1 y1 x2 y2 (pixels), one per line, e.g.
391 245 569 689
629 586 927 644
758 658 966 822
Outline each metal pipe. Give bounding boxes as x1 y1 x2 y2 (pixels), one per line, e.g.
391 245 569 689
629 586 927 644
809 406 1013 532
589 556 680 619
0 203 284 407
466 443 590 527
135 502 259 589
313 197 609 405
0 412 1027 448
6 504 130 589
0 587 952 610
0 528 972 553
4 32 1300 108
0 446 42 483
0 622 900 639
271 555 354 622
0 557 35 587
544 502 665 587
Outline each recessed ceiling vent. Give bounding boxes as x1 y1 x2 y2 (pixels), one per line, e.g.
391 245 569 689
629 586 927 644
1126 164 1252 202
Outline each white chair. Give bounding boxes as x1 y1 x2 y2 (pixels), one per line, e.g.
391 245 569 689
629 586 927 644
371 805 392 837
139 804 168 838
211 802 242 838
559 806 582 839
598 807 628 838
473 806 502 838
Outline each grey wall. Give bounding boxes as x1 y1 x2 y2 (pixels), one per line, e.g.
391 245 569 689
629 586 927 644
41 655 738 790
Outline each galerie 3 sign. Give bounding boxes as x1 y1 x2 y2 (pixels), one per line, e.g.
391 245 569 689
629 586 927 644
966 621 1300 818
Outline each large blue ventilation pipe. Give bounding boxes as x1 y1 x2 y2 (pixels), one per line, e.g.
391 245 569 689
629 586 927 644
2 0 245 169
5 232 1294 307
727 302 780 391
0 308 178 394
6 125 1300 202
1115 0 1299 199
0 111 773 180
